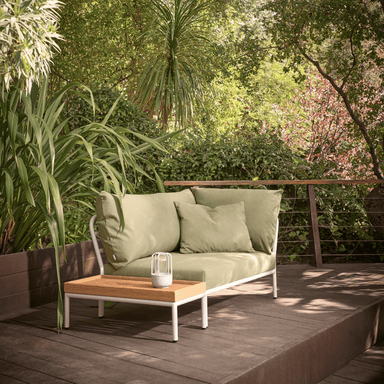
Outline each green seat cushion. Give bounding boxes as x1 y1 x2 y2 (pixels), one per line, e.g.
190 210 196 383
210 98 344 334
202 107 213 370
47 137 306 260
174 201 254 253
105 252 276 290
95 189 195 269
191 188 282 254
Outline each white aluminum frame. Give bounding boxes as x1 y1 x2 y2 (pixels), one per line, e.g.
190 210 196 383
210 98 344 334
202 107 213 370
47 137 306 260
64 290 208 342
84 215 278 340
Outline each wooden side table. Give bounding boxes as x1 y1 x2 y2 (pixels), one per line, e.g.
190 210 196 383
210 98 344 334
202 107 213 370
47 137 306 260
64 275 207 342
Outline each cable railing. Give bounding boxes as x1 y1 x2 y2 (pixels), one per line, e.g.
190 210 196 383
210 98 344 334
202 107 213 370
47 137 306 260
164 179 384 267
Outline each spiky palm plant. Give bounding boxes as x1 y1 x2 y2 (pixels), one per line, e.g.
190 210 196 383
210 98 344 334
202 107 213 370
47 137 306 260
137 0 211 129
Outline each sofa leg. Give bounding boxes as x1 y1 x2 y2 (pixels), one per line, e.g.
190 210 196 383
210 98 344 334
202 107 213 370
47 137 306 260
273 272 278 299
64 294 70 328
98 300 105 318
172 305 178 342
201 294 208 329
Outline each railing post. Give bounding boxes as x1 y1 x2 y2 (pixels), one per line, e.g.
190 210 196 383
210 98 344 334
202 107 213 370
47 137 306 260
307 184 323 267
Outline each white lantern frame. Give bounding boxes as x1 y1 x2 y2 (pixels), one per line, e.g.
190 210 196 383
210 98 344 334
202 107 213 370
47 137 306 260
151 252 173 288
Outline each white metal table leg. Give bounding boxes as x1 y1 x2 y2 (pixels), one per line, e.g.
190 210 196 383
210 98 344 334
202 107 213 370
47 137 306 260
64 294 70 328
201 294 208 329
63 290 207 341
172 304 178 342
98 300 104 318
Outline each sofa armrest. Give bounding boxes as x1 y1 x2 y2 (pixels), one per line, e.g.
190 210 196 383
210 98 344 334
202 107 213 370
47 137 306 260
90 215 105 275
272 218 279 256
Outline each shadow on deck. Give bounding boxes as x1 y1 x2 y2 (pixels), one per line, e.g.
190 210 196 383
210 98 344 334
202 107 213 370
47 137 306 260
1 263 384 384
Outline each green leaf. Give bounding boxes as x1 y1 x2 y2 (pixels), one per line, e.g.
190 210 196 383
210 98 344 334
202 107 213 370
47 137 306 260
72 133 94 164
16 157 35 206
4 170 14 212
129 130 168 153
47 174 66 259
42 206 64 332
31 166 51 212
101 94 123 126
7 110 18 152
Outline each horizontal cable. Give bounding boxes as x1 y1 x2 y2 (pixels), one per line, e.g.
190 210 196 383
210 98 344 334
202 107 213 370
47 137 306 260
279 239 384 243
321 253 384 257
319 239 384 242
277 253 384 257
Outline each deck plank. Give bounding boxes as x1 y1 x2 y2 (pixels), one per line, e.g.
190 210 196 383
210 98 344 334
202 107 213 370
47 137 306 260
319 340 384 384
7 309 254 382
0 359 71 384
331 364 384 383
64 291 318 350
49 296 281 353
321 367 384 383
0 346 119 384
0 373 27 384
0 321 209 384
318 376 362 383
356 341 384 367
63 295 293 358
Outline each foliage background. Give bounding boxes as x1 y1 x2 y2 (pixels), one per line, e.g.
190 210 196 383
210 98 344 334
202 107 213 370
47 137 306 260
3 0 384 260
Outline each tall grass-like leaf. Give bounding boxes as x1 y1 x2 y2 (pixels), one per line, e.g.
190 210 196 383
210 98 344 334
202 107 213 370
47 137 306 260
42 206 63 332
16 157 35 206
117 145 129 194
4 170 14 212
137 0 212 129
130 130 169 152
7 110 18 152
72 134 94 164
47 174 65 255
101 94 123 126
31 166 50 212
131 130 181 155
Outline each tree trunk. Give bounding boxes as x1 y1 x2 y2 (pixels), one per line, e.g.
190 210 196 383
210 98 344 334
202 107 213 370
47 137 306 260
365 185 384 238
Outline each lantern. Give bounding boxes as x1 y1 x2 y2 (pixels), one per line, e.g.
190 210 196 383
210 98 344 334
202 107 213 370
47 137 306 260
151 252 172 288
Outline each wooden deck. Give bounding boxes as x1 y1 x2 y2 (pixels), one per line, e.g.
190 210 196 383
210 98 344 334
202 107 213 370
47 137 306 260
1 263 384 384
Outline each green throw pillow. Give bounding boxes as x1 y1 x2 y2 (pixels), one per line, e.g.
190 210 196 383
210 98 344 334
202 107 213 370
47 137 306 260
191 188 282 254
96 189 196 269
174 201 254 254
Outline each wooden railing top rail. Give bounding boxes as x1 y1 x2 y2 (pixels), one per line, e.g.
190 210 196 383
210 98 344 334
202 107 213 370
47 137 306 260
164 179 382 187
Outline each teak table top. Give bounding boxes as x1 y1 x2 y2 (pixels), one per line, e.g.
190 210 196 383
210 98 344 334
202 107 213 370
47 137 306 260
64 275 206 302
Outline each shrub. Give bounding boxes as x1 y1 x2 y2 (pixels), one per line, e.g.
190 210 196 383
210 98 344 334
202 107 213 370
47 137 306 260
137 126 311 194
64 85 161 139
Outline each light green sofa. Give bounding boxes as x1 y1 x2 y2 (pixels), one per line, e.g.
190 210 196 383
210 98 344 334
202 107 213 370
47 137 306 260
90 187 282 296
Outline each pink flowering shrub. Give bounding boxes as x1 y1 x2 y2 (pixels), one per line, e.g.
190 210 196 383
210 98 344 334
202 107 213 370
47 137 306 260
275 71 383 180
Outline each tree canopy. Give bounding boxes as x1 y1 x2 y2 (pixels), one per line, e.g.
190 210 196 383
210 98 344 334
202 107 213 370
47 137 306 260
51 0 384 177
53 0 152 90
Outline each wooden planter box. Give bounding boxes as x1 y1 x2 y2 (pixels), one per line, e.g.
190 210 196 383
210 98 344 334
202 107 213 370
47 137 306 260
0 240 105 320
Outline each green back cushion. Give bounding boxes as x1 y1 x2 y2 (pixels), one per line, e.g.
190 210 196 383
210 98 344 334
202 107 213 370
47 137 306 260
174 201 254 254
191 188 282 254
96 189 195 269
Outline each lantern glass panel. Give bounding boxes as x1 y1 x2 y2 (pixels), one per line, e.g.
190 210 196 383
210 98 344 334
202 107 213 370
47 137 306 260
151 252 173 288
